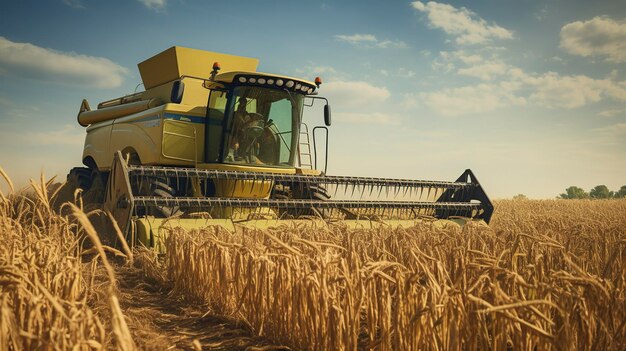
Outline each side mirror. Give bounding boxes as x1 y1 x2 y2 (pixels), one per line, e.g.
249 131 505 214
170 80 185 103
324 104 331 126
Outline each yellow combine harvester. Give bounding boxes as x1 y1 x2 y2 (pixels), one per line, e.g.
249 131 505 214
70 46 493 251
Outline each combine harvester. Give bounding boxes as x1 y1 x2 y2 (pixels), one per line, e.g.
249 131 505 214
71 46 493 251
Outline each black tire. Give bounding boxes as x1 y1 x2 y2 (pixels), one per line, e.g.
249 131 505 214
68 167 92 191
85 169 107 205
271 182 335 219
136 176 182 218
53 167 102 213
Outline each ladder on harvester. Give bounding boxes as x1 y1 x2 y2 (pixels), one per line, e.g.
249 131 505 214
298 123 313 169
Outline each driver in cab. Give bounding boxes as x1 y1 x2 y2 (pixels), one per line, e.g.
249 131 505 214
226 97 267 165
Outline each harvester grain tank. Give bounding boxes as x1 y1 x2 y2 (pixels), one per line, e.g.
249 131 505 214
70 46 493 251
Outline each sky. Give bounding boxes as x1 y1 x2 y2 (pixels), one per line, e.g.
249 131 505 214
0 0 625 198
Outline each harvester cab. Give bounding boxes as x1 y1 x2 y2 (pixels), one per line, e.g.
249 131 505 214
71 46 493 252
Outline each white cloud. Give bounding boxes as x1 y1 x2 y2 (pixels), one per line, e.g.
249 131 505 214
294 63 346 81
419 83 526 116
457 61 508 80
322 80 391 108
549 56 564 63
422 48 626 113
419 68 626 115
317 80 396 125
137 0 167 12
411 1 513 45
599 107 626 117
432 50 509 80
0 37 127 89
521 72 626 109
376 39 409 49
560 16 626 63
456 52 483 65
334 34 408 49
398 67 416 78
335 33 377 44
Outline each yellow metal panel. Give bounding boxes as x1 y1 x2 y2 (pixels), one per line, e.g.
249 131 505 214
162 103 207 117
161 119 200 163
140 81 177 105
297 168 323 176
158 105 206 166
82 121 112 168
138 46 259 89
108 108 164 169
180 77 211 106
215 179 273 198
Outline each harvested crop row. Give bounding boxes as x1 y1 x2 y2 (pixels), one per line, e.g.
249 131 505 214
163 200 626 350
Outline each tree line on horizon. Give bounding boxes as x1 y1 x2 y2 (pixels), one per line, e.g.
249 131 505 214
511 185 626 200
558 185 626 199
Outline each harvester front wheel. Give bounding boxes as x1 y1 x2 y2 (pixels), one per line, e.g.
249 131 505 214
272 183 334 219
53 167 104 213
68 167 92 191
136 177 182 218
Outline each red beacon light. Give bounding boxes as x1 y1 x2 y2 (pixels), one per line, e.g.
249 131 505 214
210 61 221 80
314 76 322 87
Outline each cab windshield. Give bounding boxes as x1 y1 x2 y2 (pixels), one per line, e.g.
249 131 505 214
222 86 303 167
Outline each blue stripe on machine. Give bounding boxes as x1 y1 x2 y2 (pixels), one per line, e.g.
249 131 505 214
164 113 205 124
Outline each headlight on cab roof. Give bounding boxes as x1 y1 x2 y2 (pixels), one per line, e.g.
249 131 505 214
233 75 316 94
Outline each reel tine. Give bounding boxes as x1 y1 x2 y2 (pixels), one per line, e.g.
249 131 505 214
250 177 256 193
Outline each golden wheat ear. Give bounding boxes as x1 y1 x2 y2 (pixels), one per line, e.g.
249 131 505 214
0 167 14 194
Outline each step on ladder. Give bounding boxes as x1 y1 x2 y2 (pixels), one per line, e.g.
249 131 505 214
298 123 313 169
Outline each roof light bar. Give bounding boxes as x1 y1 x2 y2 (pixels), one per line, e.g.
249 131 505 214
234 75 317 94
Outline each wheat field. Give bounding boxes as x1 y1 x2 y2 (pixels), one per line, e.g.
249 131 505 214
164 199 625 350
1 172 625 350
0 172 135 350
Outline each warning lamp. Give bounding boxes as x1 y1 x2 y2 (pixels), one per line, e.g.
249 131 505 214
314 76 322 87
210 61 221 80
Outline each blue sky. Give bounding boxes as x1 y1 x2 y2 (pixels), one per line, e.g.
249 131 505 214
0 0 625 198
